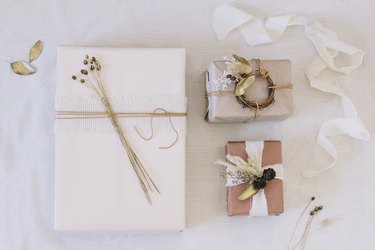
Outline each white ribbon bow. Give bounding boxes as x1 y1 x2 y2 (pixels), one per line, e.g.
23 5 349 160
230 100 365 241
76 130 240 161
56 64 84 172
212 4 369 177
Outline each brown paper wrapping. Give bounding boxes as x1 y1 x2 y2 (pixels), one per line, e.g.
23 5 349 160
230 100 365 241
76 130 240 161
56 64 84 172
206 60 294 123
226 141 284 216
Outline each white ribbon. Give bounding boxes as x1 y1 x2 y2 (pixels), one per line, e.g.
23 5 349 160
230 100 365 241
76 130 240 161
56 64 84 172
244 141 283 216
212 4 369 177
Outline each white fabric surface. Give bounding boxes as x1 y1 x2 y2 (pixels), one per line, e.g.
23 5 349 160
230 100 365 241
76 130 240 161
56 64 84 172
1 0 375 249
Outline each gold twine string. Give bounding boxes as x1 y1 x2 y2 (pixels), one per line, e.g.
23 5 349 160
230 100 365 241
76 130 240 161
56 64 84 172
55 109 186 150
134 108 180 149
242 102 259 123
55 111 186 119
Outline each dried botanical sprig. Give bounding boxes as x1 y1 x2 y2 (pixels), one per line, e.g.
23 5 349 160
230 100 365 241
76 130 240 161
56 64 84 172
215 154 261 185
288 196 324 250
71 55 159 205
216 154 276 200
288 196 315 249
299 205 323 250
225 55 256 96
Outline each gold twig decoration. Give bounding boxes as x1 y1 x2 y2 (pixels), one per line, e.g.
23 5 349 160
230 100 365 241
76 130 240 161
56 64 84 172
215 55 293 121
230 56 276 110
70 55 160 205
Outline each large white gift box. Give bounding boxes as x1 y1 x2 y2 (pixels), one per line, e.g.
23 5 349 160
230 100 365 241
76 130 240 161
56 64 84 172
55 46 186 231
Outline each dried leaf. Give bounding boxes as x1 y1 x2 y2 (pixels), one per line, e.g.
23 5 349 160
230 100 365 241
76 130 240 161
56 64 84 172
11 61 36 75
233 54 250 66
29 40 43 63
235 75 256 96
238 184 258 200
226 62 252 74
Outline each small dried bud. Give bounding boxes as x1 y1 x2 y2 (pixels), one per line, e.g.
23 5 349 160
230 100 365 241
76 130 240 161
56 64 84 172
226 74 232 79
230 76 236 81
83 60 88 65
240 73 247 78
90 65 95 71
318 205 323 210
260 69 268 77
310 211 315 216
81 69 88 75
314 206 320 212
85 55 89 59
72 75 77 80
80 79 85 83
92 57 96 62
90 60 93 64
311 196 316 201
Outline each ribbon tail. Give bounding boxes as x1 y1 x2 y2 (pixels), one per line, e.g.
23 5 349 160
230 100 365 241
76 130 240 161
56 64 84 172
212 4 252 40
249 189 268 216
302 116 369 178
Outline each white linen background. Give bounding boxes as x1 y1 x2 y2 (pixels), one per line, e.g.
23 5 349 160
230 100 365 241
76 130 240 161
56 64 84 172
0 0 374 249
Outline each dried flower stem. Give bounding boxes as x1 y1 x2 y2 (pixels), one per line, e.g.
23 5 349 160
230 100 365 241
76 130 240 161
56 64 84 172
289 197 323 250
300 216 314 250
73 56 159 205
288 197 315 249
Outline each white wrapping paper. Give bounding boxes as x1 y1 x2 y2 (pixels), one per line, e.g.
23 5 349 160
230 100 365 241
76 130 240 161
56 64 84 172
55 46 186 231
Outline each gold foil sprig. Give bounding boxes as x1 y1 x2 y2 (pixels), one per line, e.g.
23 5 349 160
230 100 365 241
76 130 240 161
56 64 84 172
10 61 36 75
8 40 43 75
29 40 43 63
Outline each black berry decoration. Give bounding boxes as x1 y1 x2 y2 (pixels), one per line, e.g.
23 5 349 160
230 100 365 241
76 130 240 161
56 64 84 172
253 178 267 189
262 168 276 181
252 168 276 190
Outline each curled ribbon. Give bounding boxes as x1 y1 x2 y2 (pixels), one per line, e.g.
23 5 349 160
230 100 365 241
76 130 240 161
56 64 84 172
212 4 369 177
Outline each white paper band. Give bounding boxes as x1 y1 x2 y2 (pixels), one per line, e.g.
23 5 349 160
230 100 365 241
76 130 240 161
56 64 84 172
244 141 264 168
244 141 283 216
213 4 369 177
250 189 268 216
